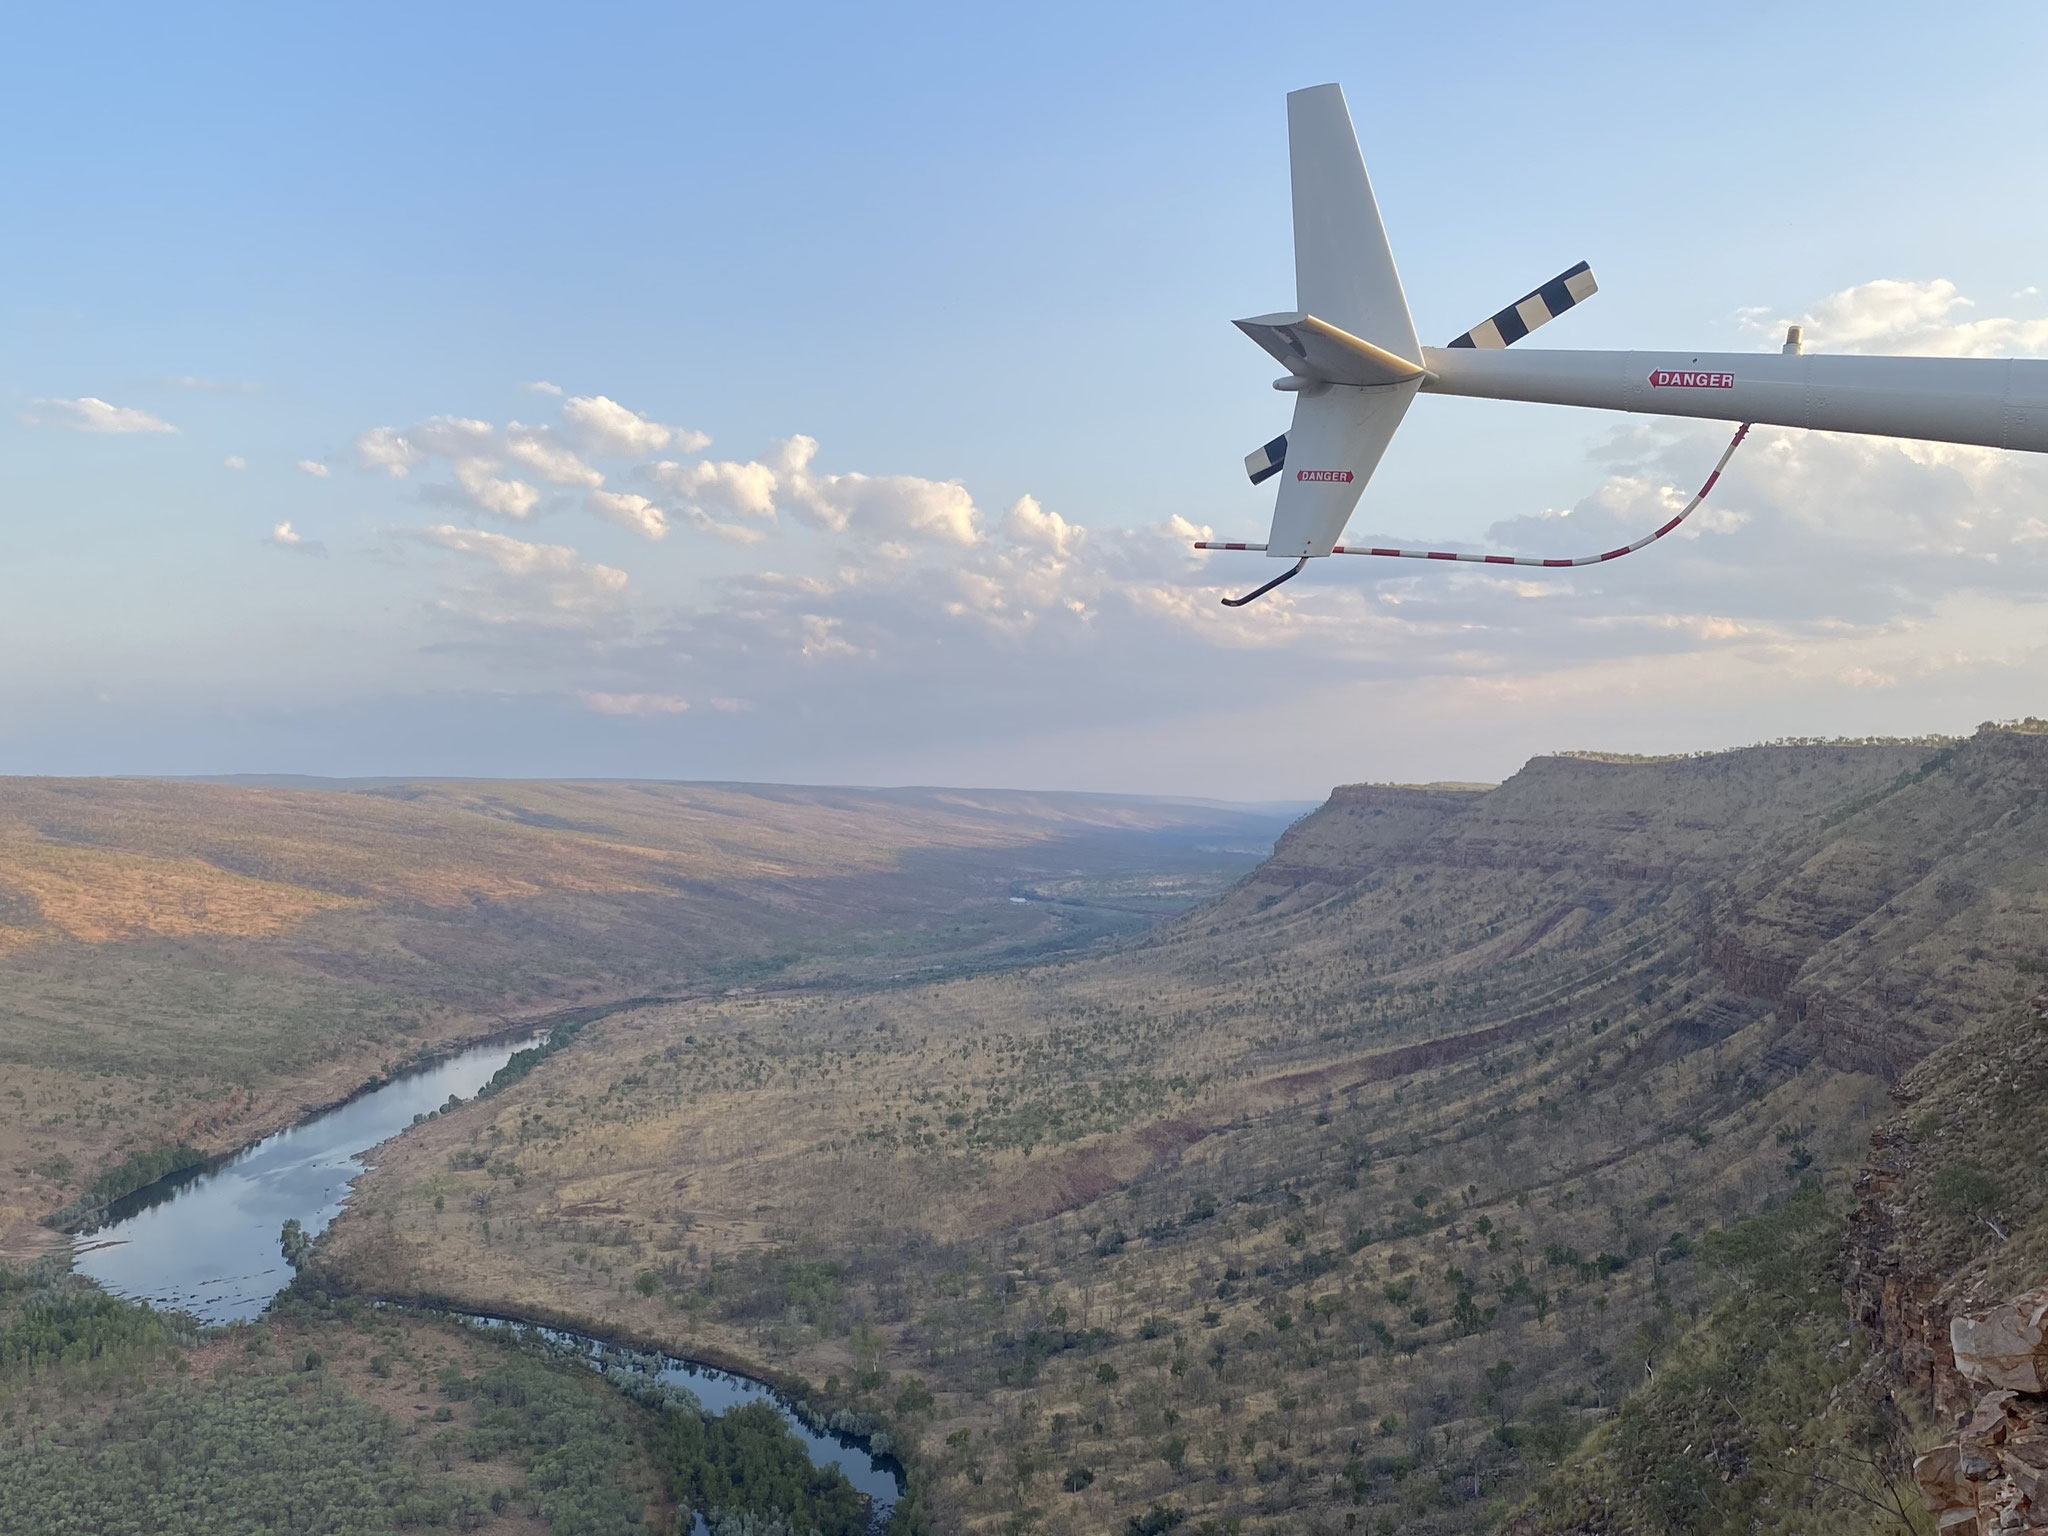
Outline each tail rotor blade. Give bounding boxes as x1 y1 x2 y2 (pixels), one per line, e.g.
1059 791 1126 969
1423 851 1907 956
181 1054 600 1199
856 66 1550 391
1447 261 1598 349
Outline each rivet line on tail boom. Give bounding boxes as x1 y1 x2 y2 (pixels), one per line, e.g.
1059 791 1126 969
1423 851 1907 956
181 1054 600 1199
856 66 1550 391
1202 423 1750 586
1206 81 2048 607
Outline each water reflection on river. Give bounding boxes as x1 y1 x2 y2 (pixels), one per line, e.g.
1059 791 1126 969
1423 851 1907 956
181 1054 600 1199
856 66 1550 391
72 1031 544 1322
454 1315 903 1527
64 1024 906 1521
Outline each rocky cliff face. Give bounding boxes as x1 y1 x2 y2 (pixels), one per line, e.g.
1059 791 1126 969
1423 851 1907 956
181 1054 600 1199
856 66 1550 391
1845 971 2048 1414
1710 730 2048 1078
1914 1289 2048 1536
1219 728 2046 1082
1831 842 2048 1533
1504 728 2048 1536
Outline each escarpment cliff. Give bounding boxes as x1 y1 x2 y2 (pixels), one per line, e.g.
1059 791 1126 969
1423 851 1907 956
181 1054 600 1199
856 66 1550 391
1501 733 2048 1536
1225 727 2043 1083
1710 729 2048 1077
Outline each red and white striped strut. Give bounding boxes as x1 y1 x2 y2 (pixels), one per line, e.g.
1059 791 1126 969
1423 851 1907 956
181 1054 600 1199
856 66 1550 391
1198 422 1751 570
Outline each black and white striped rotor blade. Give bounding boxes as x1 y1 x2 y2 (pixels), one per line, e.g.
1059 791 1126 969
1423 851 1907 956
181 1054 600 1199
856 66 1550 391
1447 261 1597 349
1244 431 1289 486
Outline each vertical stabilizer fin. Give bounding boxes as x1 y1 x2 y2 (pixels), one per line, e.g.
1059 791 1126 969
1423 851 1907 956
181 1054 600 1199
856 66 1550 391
1288 84 1419 366
1263 380 1420 559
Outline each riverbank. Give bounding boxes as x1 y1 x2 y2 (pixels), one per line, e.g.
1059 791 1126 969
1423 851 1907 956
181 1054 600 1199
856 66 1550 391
42 992 679 1242
68 1023 581 1322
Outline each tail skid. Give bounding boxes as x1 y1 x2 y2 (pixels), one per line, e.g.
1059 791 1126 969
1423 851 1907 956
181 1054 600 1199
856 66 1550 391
1219 556 1306 608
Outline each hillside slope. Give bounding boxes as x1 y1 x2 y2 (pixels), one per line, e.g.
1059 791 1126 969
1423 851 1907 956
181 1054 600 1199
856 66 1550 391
0 777 1289 1255
325 727 2048 1534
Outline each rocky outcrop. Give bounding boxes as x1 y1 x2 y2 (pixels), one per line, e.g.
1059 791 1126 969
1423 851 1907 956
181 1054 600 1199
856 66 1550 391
1956 1291 2048 1394
1916 1289 2048 1535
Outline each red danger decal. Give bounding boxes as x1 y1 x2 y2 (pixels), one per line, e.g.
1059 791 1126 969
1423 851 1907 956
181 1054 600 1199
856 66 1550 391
1648 369 1734 389
1295 469 1354 482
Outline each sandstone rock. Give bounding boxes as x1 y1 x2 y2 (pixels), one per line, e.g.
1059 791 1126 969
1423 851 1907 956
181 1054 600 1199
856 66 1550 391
1956 1291 2048 1393
1965 1390 2022 1449
1921 1445 1975 1512
2005 1440 2048 1510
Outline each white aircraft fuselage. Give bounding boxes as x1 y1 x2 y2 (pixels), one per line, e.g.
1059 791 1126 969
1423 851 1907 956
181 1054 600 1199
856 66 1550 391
1420 346 2048 455
1204 82 2048 602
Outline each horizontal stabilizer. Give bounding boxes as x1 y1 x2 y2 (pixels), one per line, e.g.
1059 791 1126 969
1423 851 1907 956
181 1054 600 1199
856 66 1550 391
1236 312 1425 387
1245 432 1289 485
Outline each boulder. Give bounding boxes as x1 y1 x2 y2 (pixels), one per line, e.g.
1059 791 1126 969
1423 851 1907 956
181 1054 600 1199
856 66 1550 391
1919 1445 1975 1513
1964 1389 2021 1451
2005 1439 2048 1510
1955 1290 2048 1393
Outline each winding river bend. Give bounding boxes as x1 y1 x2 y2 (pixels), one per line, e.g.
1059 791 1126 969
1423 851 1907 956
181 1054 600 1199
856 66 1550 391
73 1029 550 1321
453 1315 903 1525
65 1025 903 1519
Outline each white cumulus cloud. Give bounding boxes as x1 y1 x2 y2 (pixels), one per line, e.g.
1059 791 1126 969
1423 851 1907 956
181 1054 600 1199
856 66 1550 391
356 426 425 478
646 456 780 520
562 395 709 458
504 426 604 488
24 397 177 434
1750 278 2048 357
269 521 326 555
413 525 627 627
1002 495 1081 557
296 459 331 478
410 416 498 458
452 459 540 520
586 490 669 540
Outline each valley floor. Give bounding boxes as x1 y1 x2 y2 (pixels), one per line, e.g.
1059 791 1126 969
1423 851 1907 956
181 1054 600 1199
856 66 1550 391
11 732 2048 1535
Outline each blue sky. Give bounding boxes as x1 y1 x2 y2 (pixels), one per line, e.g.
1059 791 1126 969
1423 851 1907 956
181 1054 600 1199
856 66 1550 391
6 2 2048 796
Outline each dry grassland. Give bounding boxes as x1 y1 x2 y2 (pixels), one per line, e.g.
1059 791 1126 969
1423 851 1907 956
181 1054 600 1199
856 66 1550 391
0 776 1284 1242
323 737 2048 1534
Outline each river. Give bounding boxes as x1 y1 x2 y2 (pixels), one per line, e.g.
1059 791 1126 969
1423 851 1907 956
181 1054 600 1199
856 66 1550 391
72 1029 550 1321
453 1314 904 1528
67 1025 903 1523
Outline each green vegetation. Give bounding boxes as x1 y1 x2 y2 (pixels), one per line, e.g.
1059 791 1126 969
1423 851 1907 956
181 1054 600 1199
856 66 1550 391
438 1353 654 1533
1525 1188 1924 1536
1 1373 492 1536
86 1142 205 1205
0 1264 670 1536
3 1256 897 1536
483 1019 591 1098
651 1399 872 1534
0 1262 193 1375
43 1143 210 1233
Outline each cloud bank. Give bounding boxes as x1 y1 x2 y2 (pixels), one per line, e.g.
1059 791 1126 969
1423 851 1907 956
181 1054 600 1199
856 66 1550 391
25 277 2038 795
